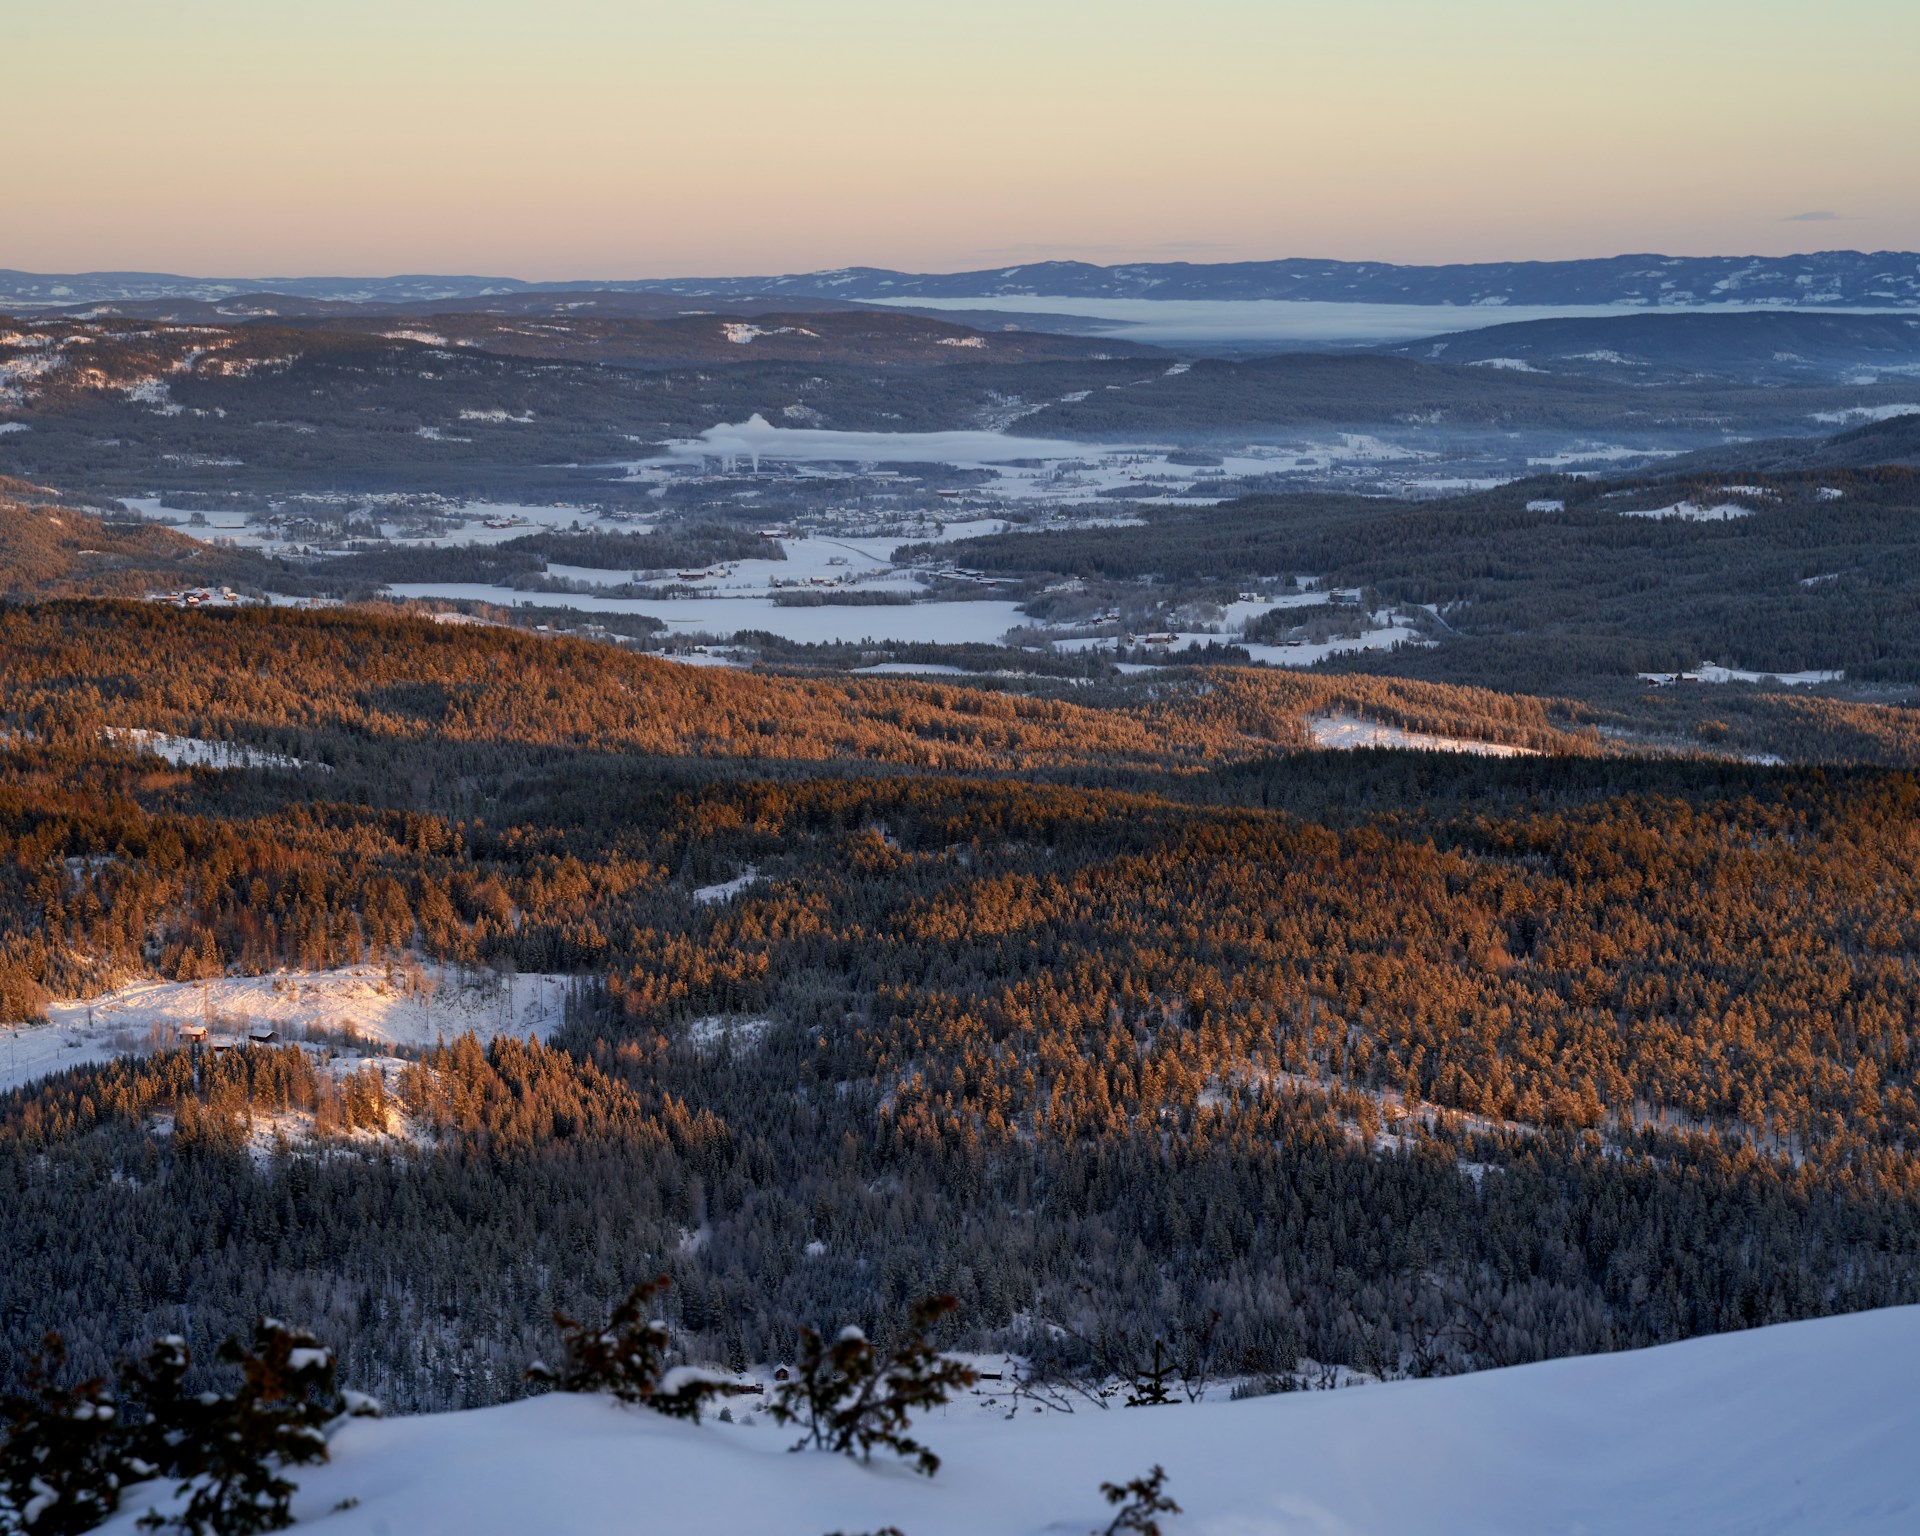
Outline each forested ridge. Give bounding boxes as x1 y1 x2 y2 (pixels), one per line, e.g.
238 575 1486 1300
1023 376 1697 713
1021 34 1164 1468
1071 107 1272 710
0 599 1601 773
0 498 268 600
905 468 1920 690
1 601 1917 1413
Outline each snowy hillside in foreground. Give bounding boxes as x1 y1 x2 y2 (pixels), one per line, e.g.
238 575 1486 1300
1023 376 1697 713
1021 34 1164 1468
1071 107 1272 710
97 1308 1920 1536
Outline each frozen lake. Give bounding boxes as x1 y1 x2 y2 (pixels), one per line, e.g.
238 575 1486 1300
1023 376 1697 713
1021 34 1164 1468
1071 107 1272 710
542 519 1006 598
388 583 1030 647
866 296 1920 347
650 416 1121 467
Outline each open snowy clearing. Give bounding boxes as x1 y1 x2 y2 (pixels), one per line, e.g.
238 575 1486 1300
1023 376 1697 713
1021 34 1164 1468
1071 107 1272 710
1525 442 1670 468
95 1306 1920 1536
1622 499 1754 521
1055 610 1427 671
692 866 762 904
1309 712 1537 757
2 964 574 1095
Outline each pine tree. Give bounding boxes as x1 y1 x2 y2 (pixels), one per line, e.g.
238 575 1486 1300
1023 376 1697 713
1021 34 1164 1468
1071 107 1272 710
0 1334 128 1536
139 1320 346 1536
530 1277 729 1422
769 1296 976 1476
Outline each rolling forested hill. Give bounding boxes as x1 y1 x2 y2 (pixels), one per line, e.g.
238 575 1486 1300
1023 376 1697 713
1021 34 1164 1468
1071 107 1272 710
0 600 1916 1413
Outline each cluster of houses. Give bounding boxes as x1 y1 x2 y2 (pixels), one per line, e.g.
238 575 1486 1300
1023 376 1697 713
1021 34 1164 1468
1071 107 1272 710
176 1020 278 1053
145 585 244 609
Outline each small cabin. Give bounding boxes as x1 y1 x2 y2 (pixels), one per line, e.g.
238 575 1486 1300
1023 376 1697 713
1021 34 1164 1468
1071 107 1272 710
772 1365 791 1383
248 1027 278 1044
178 1023 208 1042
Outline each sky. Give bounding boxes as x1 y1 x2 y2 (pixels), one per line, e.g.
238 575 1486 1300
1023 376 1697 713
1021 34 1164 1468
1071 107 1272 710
6 0 1917 279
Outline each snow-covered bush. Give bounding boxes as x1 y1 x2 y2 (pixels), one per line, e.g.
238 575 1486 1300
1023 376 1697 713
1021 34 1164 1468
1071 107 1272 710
768 1295 977 1477
128 1320 353 1536
1097 1465 1180 1535
530 1276 728 1422
0 1334 128 1535
2 1321 366 1536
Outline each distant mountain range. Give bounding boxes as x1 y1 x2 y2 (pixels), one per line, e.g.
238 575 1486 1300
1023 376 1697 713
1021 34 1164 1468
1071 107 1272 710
5 250 1919 311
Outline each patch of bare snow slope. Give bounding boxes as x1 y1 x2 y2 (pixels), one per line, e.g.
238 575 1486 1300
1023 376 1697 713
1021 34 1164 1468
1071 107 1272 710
685 1015 773 1055
94 1306 1920 1536
105 728 323 772
1309 713 1538 757
722 323 814 344
2 964 575 1095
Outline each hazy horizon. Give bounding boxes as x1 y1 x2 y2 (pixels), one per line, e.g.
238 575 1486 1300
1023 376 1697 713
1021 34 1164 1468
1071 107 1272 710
8 0 1916 278
5 245 1920 286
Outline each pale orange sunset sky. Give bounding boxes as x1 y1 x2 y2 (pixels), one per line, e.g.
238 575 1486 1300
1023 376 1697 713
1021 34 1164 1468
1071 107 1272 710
6 0 1916 278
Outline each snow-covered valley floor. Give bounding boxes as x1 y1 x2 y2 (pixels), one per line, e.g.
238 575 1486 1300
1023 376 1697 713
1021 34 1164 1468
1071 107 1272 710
98 1307 1920 1536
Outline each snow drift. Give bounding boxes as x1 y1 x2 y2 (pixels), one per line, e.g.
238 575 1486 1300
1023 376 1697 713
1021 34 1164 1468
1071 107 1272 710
96 1306 1920 1536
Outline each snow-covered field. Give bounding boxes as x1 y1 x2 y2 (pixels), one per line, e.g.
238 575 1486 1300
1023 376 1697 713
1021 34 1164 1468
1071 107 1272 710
1810 403 1920 425
118 497 650 556
1639 665 1845 687
1309 712 1537 757
1526 442 1671 468
629 416 1444 504
94 1306 1920 1536
2 964 573 1096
